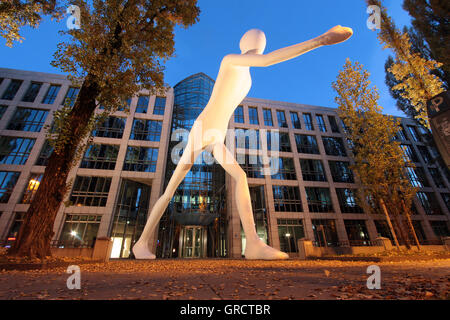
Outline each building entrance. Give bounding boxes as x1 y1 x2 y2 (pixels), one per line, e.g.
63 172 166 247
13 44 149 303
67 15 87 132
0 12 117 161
179 226 206 258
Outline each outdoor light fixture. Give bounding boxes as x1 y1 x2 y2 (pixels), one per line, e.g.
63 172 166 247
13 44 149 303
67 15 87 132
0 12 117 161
71 231 77 237
285 233 291 237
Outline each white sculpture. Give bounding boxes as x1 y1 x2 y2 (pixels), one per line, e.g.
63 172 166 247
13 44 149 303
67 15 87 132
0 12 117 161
133 25 353 260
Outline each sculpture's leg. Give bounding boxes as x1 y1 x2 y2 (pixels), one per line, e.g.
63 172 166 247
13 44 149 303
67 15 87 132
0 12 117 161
212 143 288 260
133 138 203 259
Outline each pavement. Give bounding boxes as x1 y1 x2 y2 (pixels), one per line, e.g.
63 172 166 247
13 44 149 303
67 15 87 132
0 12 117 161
0 259 448 300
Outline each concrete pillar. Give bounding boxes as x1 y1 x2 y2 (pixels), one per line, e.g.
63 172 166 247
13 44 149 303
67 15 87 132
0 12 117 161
92 237 113 261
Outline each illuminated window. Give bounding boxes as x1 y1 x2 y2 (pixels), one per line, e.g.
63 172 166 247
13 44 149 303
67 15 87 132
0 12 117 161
21 173 43 204
277 219 304 253
59 214 102 248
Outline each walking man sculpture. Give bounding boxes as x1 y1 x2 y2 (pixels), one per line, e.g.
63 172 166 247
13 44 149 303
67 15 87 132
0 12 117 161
133 25 353 260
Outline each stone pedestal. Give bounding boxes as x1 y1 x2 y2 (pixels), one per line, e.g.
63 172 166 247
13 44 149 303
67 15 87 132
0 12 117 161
297 238 314 260
92 237 113 261
443 237 450 251
375 237 392 251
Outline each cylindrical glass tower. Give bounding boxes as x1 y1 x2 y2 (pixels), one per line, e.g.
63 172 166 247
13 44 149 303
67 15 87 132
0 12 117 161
156 73 227 258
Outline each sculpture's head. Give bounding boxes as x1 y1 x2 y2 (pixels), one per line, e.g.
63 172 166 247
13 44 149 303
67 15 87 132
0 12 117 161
240 29 266 54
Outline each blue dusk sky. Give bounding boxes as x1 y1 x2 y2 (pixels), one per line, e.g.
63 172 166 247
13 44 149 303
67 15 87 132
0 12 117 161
0 0 412 117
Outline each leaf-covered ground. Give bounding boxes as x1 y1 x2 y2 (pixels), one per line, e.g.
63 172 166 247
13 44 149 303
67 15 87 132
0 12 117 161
0 259 448 300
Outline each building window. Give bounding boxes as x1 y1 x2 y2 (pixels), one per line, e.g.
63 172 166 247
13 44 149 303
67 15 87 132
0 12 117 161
0 171 20 203
300 159 326 182
135 95 149 113
21 173 43 204
405 167 429 188
276 110 288 128
290 112 301 129
7 107 48 132
22 82 42 102
63 87 80 107
130 119 162 141
69 176 111 207
234 105 244 123
396 126 408 141
272 186 302 212
6 212 25 243
344 220 371 246
316 114 327 132
277 219 304 253
295 134 319 154
312 219 339 247
401 144 419 163
35 140 53 166
305 187 333 213
235 128 260 150
1 79 23 100
59 214 102 247
441 193 450 211
0 105 7 120
0 137 35 165
303 113 314 130
80 144 119 170
428 168 446 189
248 107 259 125
241 154 264 179
416 192 442 215
153 96 166 115
263 109 273 126
407 125 420 142
267 132 292 152
41 84 61 104
328 115 340 133
429 221 450 238
272 157 296 180
123 146 158 172
328 161 354 183
374 220 393 240
92 116 125 139
417 146 433 164
322 136 347 156
336 188 364 213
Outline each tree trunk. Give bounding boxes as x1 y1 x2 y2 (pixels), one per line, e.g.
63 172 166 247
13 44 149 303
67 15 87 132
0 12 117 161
402 200 421 250
8 76 100 259
379 198 400 248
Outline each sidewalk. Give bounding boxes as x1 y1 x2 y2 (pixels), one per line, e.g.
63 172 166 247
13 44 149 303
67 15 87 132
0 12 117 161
0 259 448 300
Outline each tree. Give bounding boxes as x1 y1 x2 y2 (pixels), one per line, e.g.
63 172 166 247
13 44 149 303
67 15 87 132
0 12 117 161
385 26 446 120
367 0 445 128
9 0 200 258
0 0 63 47
403 0 450 87
332 59 420 249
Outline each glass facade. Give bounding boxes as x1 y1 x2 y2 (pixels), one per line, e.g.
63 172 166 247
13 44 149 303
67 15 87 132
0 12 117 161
157 73 226 258
7 107 48 132
110 179 151 258
0 137 35 165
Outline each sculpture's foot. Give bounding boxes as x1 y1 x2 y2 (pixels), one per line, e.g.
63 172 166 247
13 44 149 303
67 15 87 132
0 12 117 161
322 25 353 46
244 239 289 260
132 241 156 259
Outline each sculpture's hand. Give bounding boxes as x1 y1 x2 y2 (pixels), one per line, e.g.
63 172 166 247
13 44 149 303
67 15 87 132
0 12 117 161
321 25 353 46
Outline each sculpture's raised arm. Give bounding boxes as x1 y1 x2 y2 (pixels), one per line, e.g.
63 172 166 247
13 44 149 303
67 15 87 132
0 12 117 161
224 25 353 67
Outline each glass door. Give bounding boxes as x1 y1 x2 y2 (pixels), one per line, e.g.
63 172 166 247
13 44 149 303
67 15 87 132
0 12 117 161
180 226 205 258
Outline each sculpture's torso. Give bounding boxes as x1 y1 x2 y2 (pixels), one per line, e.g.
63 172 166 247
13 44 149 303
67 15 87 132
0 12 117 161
193 57 251 147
